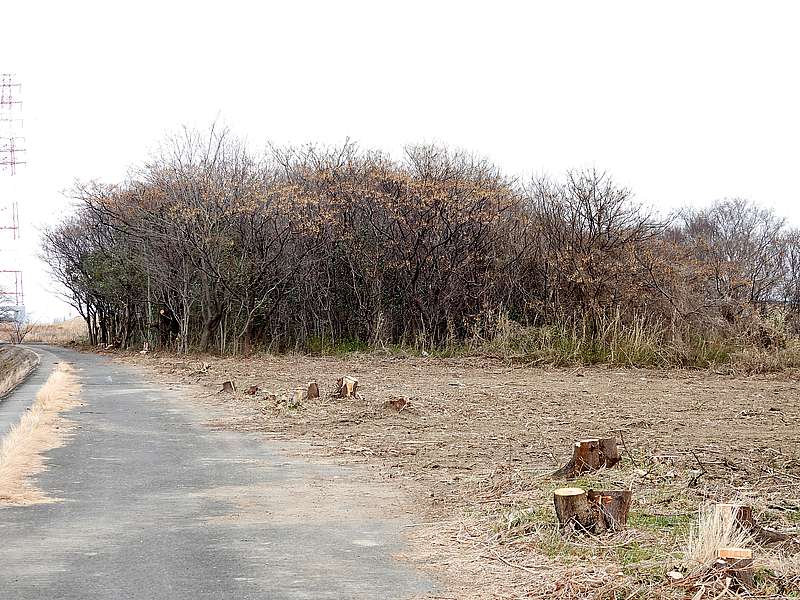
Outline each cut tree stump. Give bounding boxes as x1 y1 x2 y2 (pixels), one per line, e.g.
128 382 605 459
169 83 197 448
278 388 306 408
287 387 305 408
336 376 359 398
716 503 753 527
244 385 259 396
554 488 595 532
307 381 320 400
385 397 409 411
552 437 621 479
219 380 236 394
715 547 754 589
715 502 794 544
554 487 631 533
587 490 632 533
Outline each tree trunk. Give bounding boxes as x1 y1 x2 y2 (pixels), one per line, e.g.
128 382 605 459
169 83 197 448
98 307 109 345
240 296 255 355
242 318 253 355
553 488 595 532
84 314 95 346
200 311 223 353
336 376 359 398
146 272 154 348
716 503 754 529
125 304 134 348
288 387 305 408
109 309 117 345
552 437 621 479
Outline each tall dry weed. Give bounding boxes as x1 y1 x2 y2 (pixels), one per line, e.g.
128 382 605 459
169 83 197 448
684 504 754 574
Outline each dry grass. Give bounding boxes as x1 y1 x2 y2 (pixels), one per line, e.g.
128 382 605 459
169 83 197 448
21 317 88 345
672 504 800 598
0 346 39 398
475 311 800 373
0 363 82 505
684 504 754 574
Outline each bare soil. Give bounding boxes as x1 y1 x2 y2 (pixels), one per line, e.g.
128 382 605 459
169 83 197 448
114 351 800 598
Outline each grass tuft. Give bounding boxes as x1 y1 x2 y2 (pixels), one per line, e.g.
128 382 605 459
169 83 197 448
683 503 754 574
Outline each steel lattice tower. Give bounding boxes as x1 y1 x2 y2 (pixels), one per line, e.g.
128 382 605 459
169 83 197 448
0 73 25 318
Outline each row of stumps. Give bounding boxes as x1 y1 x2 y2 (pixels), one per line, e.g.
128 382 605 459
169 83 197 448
551 437 793 592
219 375 361 406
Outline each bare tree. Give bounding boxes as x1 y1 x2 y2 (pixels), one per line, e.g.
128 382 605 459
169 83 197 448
525 168 664 325
680 198 786 320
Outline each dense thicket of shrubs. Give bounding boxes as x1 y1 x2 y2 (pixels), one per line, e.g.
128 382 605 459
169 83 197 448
41 127 800 364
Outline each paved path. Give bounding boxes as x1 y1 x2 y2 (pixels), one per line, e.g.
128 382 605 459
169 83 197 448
0 346 58 437
0 347 433 599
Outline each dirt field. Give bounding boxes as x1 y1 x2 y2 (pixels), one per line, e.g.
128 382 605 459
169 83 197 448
114 351 800 598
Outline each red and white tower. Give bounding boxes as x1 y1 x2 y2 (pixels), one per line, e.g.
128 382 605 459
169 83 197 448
0 73 25 321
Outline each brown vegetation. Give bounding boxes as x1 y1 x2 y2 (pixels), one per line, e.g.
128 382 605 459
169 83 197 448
20 317 88 345
39 127 800 368
0 363 81 505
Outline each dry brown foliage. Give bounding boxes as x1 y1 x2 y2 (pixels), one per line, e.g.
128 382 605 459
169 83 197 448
41 128 800 361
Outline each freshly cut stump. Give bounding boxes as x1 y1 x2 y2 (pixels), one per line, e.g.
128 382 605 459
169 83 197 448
552 437 621 479
288 387 305 408
336 376 359 398
587 490 632 532
554 488 595 532
716 547 754 589
220 380 236 394
307 381 320 400
554 488 632 534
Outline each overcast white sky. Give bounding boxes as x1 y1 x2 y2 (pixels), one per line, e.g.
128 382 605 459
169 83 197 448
1 1 799 321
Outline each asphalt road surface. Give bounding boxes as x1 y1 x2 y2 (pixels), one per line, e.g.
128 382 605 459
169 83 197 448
0 347 433 599
0 347 58 438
